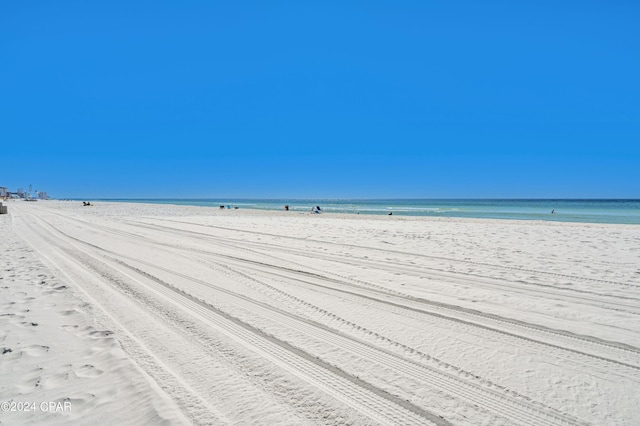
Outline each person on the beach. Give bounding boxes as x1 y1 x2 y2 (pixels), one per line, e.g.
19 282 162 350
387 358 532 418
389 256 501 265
285 205 289 211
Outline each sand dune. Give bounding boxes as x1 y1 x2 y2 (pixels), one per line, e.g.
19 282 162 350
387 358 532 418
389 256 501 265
2 200 639 425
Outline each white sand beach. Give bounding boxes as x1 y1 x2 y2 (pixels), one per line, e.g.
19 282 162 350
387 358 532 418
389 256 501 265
2 200 639 425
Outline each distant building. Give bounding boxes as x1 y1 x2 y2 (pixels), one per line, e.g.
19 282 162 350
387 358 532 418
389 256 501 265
17 188 26 198
0 187 7 198
38 192 49 200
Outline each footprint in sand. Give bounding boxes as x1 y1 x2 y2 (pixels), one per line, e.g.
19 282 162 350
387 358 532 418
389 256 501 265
16 367 44 392
1 348 21 361
23 344 50 357
88 330 114 338
78 327 117 351
65 394 96 410
44 369 73 388
88 337 118 353
61 309 80 316
44 285 68 295
61 324 79 331
1 314 26 325
75 364 104 378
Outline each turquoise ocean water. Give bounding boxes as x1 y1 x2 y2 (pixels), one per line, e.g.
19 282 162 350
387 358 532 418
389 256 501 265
98 199 640 225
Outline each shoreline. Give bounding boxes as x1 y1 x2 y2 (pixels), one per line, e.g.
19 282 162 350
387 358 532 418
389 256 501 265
32 198 640 229
42 198 640 225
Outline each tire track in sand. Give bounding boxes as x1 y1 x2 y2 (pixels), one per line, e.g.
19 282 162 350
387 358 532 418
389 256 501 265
17 208 447 426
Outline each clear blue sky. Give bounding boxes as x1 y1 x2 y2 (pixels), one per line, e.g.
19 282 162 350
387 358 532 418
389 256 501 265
2 1 638 198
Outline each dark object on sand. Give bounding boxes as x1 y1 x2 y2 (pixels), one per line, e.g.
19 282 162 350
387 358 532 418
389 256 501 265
284 205 289 211
388 212 393 216
83 201 92 206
